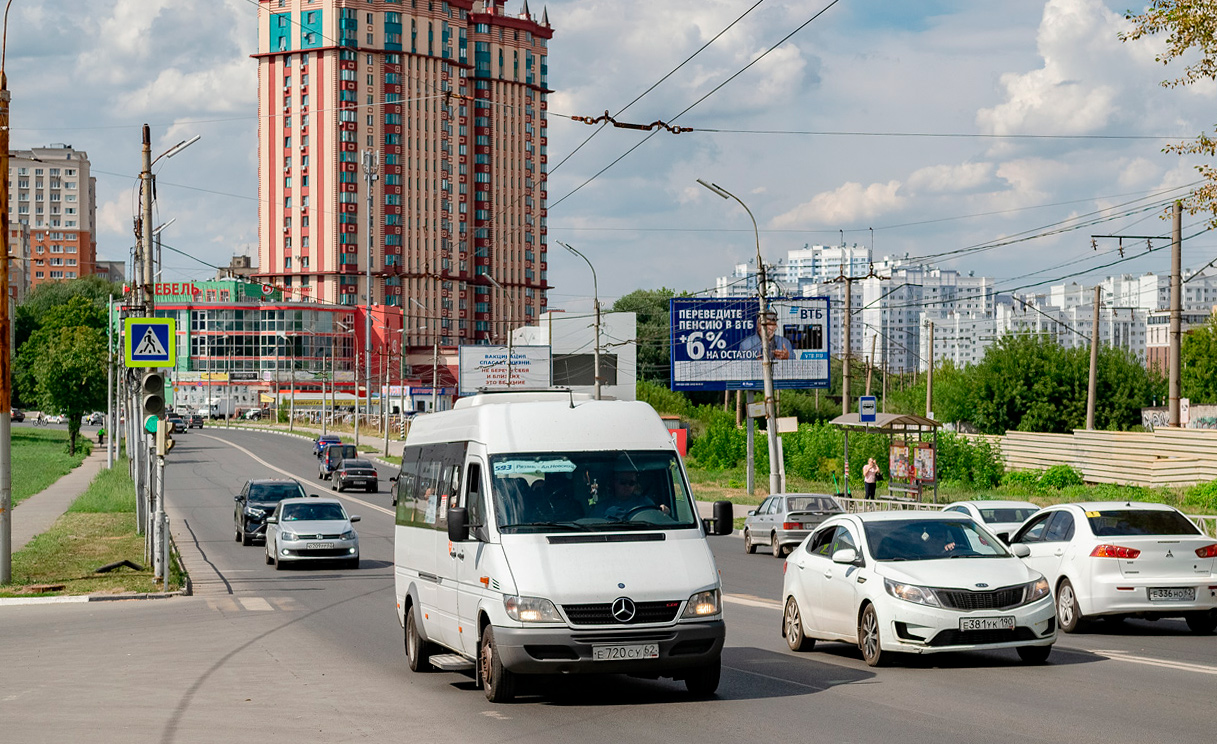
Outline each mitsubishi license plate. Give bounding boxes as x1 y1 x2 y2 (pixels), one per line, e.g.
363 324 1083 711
592 644 659 661
1148 587 1195 602
960 616 1015 631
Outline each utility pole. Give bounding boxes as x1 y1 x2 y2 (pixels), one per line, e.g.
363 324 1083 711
925 320 934 419
362 149 379 442
829 264 889 419
0 16 12 584
559 242 602 399
431 335 439 412
866 333 877 395
107 296 114 469
1086 285 1101 430
1169 201 1182 427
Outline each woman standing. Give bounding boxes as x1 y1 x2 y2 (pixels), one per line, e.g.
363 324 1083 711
863 457 881 500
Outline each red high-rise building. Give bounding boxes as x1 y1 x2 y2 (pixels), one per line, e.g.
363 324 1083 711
255 0 551 347
7 144 98 289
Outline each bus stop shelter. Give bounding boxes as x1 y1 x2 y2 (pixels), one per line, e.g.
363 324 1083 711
830 412 941 502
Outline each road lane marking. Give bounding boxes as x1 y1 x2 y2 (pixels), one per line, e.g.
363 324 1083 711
199 434 394 517
1092 649 1217 676
237 597 273 612
724 593 782 610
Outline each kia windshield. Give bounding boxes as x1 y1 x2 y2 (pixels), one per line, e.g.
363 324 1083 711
489 451 699 533
865 519 1012 561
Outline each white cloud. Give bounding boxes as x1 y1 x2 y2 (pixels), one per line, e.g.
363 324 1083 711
771 181 906 228
906 163 995 194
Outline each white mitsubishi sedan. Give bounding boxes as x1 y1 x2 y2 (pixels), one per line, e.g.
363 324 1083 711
1009 502 1217 634
781 512 1057 667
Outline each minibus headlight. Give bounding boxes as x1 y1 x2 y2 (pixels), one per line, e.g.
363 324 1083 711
681 589 721 618
504 595 562 623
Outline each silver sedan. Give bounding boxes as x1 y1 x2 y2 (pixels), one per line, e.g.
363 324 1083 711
744 493 844 557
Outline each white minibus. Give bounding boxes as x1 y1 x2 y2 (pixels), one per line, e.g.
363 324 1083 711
392 391 734 702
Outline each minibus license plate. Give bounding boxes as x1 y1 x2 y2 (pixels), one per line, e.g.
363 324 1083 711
960 616 1014 631
1148 587 1195 601
592 643 659 661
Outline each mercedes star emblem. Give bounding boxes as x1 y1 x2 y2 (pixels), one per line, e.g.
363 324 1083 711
611 597 636 623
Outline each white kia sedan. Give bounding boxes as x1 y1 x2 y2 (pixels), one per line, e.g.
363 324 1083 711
1009 502 1217 634
942 500 1041 543
781 512 1057 667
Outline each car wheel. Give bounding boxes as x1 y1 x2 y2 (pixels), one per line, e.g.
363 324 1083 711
771 532 784 558
241 527 253 547
1185 610 1217 635
480 626 517 703
683 658 721 699
334 481 342 492
1017 644 1052 664
367 485 376 493
1056 578 1085 633
234 526 242 543
859 604 888 667
273 547 286 571
345 557 360 570
783 596 815 652
405 605 434 672
264 546 274 565
744 529 756 554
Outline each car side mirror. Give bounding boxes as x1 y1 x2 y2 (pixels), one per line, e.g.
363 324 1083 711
712 500 734 536
266 516 278 524
1011 543 1031 558
448 507 469 542
390 475 398 483
349 515 361 523
747 509 757 517
234 495 241 502
832 548 858 565
308 493 322 499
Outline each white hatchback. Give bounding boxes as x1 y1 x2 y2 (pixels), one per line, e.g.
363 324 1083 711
781 512 1057 666
1009 502 1217 634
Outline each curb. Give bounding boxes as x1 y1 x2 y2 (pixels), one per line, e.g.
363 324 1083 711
0 591 185 607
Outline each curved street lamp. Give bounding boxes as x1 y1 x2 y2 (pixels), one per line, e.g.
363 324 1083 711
558 242 601 400
697 179 780 497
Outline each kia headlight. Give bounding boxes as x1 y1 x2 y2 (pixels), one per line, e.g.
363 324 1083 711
1024 576 1051 604
884 578 941 607
504 595 562 623
681 589 721 618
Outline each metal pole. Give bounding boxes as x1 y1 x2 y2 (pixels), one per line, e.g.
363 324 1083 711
1086 285 1100 430
141 125 155 318
0 47 7 579
925 321 934 419
288 338 295 432
354 349 361 445
154 453 165 580
383 357 390 456
1169 201 1182 427
745 391 755 496
107 298 114 468
432 335 439 412
866 332 876 396
559 243 601 399
362 149 378 442
843 277 852 417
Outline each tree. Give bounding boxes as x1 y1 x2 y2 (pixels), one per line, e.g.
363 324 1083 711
1122 3 1217 226
31 326 107 455
1181 315 1217 403
612 288 681 384
15 275 121 350
15 295 110 407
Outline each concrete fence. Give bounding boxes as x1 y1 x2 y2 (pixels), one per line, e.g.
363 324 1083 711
991 428 1217 488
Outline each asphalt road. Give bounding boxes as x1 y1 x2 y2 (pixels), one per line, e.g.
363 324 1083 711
3 427 1216 744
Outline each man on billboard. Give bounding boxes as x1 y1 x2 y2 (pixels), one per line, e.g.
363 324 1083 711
739 310 794 360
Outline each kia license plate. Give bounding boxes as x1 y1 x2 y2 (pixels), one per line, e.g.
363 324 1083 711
592 644 659 661
1148 587 1195 602
307 542 329 550
960 616 1015 631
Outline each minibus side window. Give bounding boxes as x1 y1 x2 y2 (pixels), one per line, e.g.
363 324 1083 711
395 447 423 526
465 462 485 528
417 454 443 528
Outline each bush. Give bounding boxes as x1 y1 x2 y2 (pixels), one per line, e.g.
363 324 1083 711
1039 464 1084 489
1184 480 1217 511
1001 470 1042 490
687 409 746 470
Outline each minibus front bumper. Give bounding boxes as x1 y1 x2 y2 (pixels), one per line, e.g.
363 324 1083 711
492 620 725 676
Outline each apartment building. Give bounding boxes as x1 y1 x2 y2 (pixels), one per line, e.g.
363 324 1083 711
6 143 97 288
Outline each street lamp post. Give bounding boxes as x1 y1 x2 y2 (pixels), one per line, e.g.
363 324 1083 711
698 179 780 497
558 242 602 400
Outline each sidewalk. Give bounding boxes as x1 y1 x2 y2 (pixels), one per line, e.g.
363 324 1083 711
11 446 108 550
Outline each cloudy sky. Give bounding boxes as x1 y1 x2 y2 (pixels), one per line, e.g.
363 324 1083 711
6 0 1215 311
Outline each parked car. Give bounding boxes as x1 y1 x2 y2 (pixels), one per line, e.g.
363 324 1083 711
86 412 104 426
781 512 1056 666
319 443 359 480
167 415 187 433
264 497 360 570
47 413 66 424
333 458 379 493
11 409 23 423
188 414 204 429
313 434 343 458
233 478 310 546
243 408 262 421
1009 502 1217 634
743 493 844 557
942 500 1040 543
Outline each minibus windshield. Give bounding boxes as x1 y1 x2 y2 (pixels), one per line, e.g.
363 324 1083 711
489 451 700 533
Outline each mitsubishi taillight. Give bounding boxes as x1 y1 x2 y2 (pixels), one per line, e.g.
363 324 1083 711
1091 544 1141 559
1195 544 1217 558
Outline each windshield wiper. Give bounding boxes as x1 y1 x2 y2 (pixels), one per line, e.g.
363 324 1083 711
499 522 585 532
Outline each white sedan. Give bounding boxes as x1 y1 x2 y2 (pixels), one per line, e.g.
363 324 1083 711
1009 502 1217 634
781 512 1057 666
942 500 1041 543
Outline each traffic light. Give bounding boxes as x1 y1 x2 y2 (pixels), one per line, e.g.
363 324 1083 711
141 371 165 418
155 419 175 456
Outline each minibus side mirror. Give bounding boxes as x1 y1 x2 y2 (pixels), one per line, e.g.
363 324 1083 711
712 500 734 536
448 507 469 542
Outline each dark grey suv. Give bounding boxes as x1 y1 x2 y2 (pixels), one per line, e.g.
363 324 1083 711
234 479 309 546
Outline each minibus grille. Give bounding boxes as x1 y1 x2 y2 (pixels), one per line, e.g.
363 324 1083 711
563 600 682 625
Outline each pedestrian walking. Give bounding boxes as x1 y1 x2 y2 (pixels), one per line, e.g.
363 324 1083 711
863 457 881 500
97 427 106 445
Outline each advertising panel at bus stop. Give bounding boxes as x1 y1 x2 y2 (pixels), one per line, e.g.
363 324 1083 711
669 297 831 391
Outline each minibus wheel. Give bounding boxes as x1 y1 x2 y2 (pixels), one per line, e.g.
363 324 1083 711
405 605 434 672
480 627 517 703
683 658 721 698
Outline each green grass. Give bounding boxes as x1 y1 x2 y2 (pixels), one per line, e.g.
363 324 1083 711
12 428 91 508
0 458 184 597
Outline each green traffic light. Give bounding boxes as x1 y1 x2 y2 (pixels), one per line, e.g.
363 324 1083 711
145 415 159 434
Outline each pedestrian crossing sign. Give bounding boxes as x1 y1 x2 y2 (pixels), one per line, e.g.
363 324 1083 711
124 318 176 367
